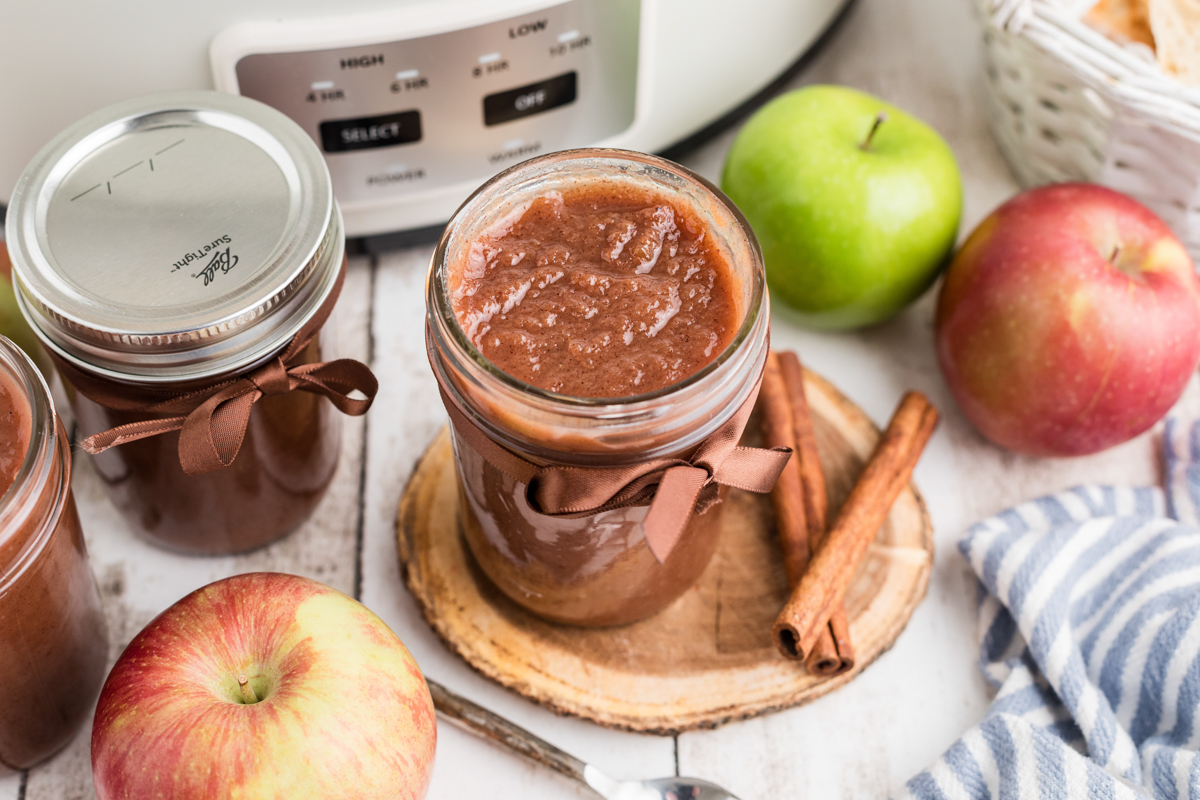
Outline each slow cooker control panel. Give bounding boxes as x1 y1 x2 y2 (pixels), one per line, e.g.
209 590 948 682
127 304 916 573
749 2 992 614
214 0 639 213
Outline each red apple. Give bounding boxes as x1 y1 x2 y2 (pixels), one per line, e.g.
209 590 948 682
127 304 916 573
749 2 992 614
92 573 436 800
936 183 1200 456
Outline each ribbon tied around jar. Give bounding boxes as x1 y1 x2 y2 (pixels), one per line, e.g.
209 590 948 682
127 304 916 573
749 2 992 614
432 336 791 562
47 259 378 476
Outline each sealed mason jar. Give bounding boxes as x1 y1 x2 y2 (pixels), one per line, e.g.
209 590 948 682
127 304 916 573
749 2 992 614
426 149 772 627
5 92 374 555
0 335 107 768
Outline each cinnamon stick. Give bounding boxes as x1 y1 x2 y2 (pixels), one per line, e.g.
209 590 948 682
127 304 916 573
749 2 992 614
778 352 854 676
773 391 938 661
760 351 844 673
759 352 809 582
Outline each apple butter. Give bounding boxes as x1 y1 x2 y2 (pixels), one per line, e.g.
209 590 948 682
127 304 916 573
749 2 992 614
0 337 108 768
0 366 30 493
428 150 770 627
74 334 342 554
450 183 739 397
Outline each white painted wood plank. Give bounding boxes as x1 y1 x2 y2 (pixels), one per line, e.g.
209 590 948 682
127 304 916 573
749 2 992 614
359 246 679 800
0 772 19 800
20 258 373 800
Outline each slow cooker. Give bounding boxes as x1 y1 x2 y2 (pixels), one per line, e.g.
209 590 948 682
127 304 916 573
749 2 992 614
0 0 850 247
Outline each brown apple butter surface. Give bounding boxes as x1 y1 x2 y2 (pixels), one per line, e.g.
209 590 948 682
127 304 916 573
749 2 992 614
450 183 739 397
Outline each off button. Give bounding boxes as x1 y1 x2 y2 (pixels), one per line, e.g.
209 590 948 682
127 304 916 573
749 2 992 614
319 110 422 153
483 72 577 126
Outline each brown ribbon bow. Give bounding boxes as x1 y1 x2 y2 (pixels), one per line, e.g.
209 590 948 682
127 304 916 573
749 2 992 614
54 259 378 476
431 338 791 562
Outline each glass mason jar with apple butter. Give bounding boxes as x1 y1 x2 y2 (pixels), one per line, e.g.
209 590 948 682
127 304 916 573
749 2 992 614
0 335 108 768
5 92 367 555
426 149 770 627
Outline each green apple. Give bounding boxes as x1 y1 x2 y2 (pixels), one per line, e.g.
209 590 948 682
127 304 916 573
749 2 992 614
0 244 52 376
721 85 962 329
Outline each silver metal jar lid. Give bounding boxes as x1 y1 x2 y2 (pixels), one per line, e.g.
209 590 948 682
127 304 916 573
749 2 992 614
4 91 341 383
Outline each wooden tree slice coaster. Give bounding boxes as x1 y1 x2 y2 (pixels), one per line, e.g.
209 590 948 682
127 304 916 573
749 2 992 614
397 369 933 735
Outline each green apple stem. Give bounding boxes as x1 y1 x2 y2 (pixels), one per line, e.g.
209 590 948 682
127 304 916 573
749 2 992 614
860 112 889 151
238 675 258 705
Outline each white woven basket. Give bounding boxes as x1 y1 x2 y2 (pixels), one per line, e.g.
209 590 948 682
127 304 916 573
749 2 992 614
981 0 1200 260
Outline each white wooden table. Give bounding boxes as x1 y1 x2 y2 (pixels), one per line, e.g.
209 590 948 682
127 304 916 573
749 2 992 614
2 0 1185 797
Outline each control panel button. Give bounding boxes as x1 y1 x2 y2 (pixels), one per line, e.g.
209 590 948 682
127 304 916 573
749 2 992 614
221 0 640 220
483 72 577 127
319 110 422 152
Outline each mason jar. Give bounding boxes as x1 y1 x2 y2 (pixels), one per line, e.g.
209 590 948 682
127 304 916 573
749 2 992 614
426 149 770 627
0 335 107 768
5 92 362 555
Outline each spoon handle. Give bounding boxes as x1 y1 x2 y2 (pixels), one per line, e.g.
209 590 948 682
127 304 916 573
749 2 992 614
427 679 591 788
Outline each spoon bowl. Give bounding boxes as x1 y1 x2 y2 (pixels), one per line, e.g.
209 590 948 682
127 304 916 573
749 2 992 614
611 776 739 800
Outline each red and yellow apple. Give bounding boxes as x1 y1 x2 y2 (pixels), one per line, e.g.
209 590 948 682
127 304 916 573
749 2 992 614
92 573 436 800
936 183 1200 456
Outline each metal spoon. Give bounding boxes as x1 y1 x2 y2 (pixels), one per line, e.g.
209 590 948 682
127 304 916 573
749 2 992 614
428 679 741 800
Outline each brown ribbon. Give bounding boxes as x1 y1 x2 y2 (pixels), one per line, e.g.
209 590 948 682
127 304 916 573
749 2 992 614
52 259 378 476
430 333 791 563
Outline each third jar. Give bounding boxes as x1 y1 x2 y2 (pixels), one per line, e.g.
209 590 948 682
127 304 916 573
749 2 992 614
0 334 107 768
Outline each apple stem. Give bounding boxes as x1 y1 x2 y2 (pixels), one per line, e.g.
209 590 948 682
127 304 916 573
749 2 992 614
861 112 889 151
1110 244 1122 264
238 675 258 705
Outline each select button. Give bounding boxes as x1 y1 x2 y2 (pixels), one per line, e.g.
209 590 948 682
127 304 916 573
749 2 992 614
483 72 577 126
319 110 422 153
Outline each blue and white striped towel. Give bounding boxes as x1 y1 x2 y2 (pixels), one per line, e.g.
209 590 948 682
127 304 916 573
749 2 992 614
901 419 1200 800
